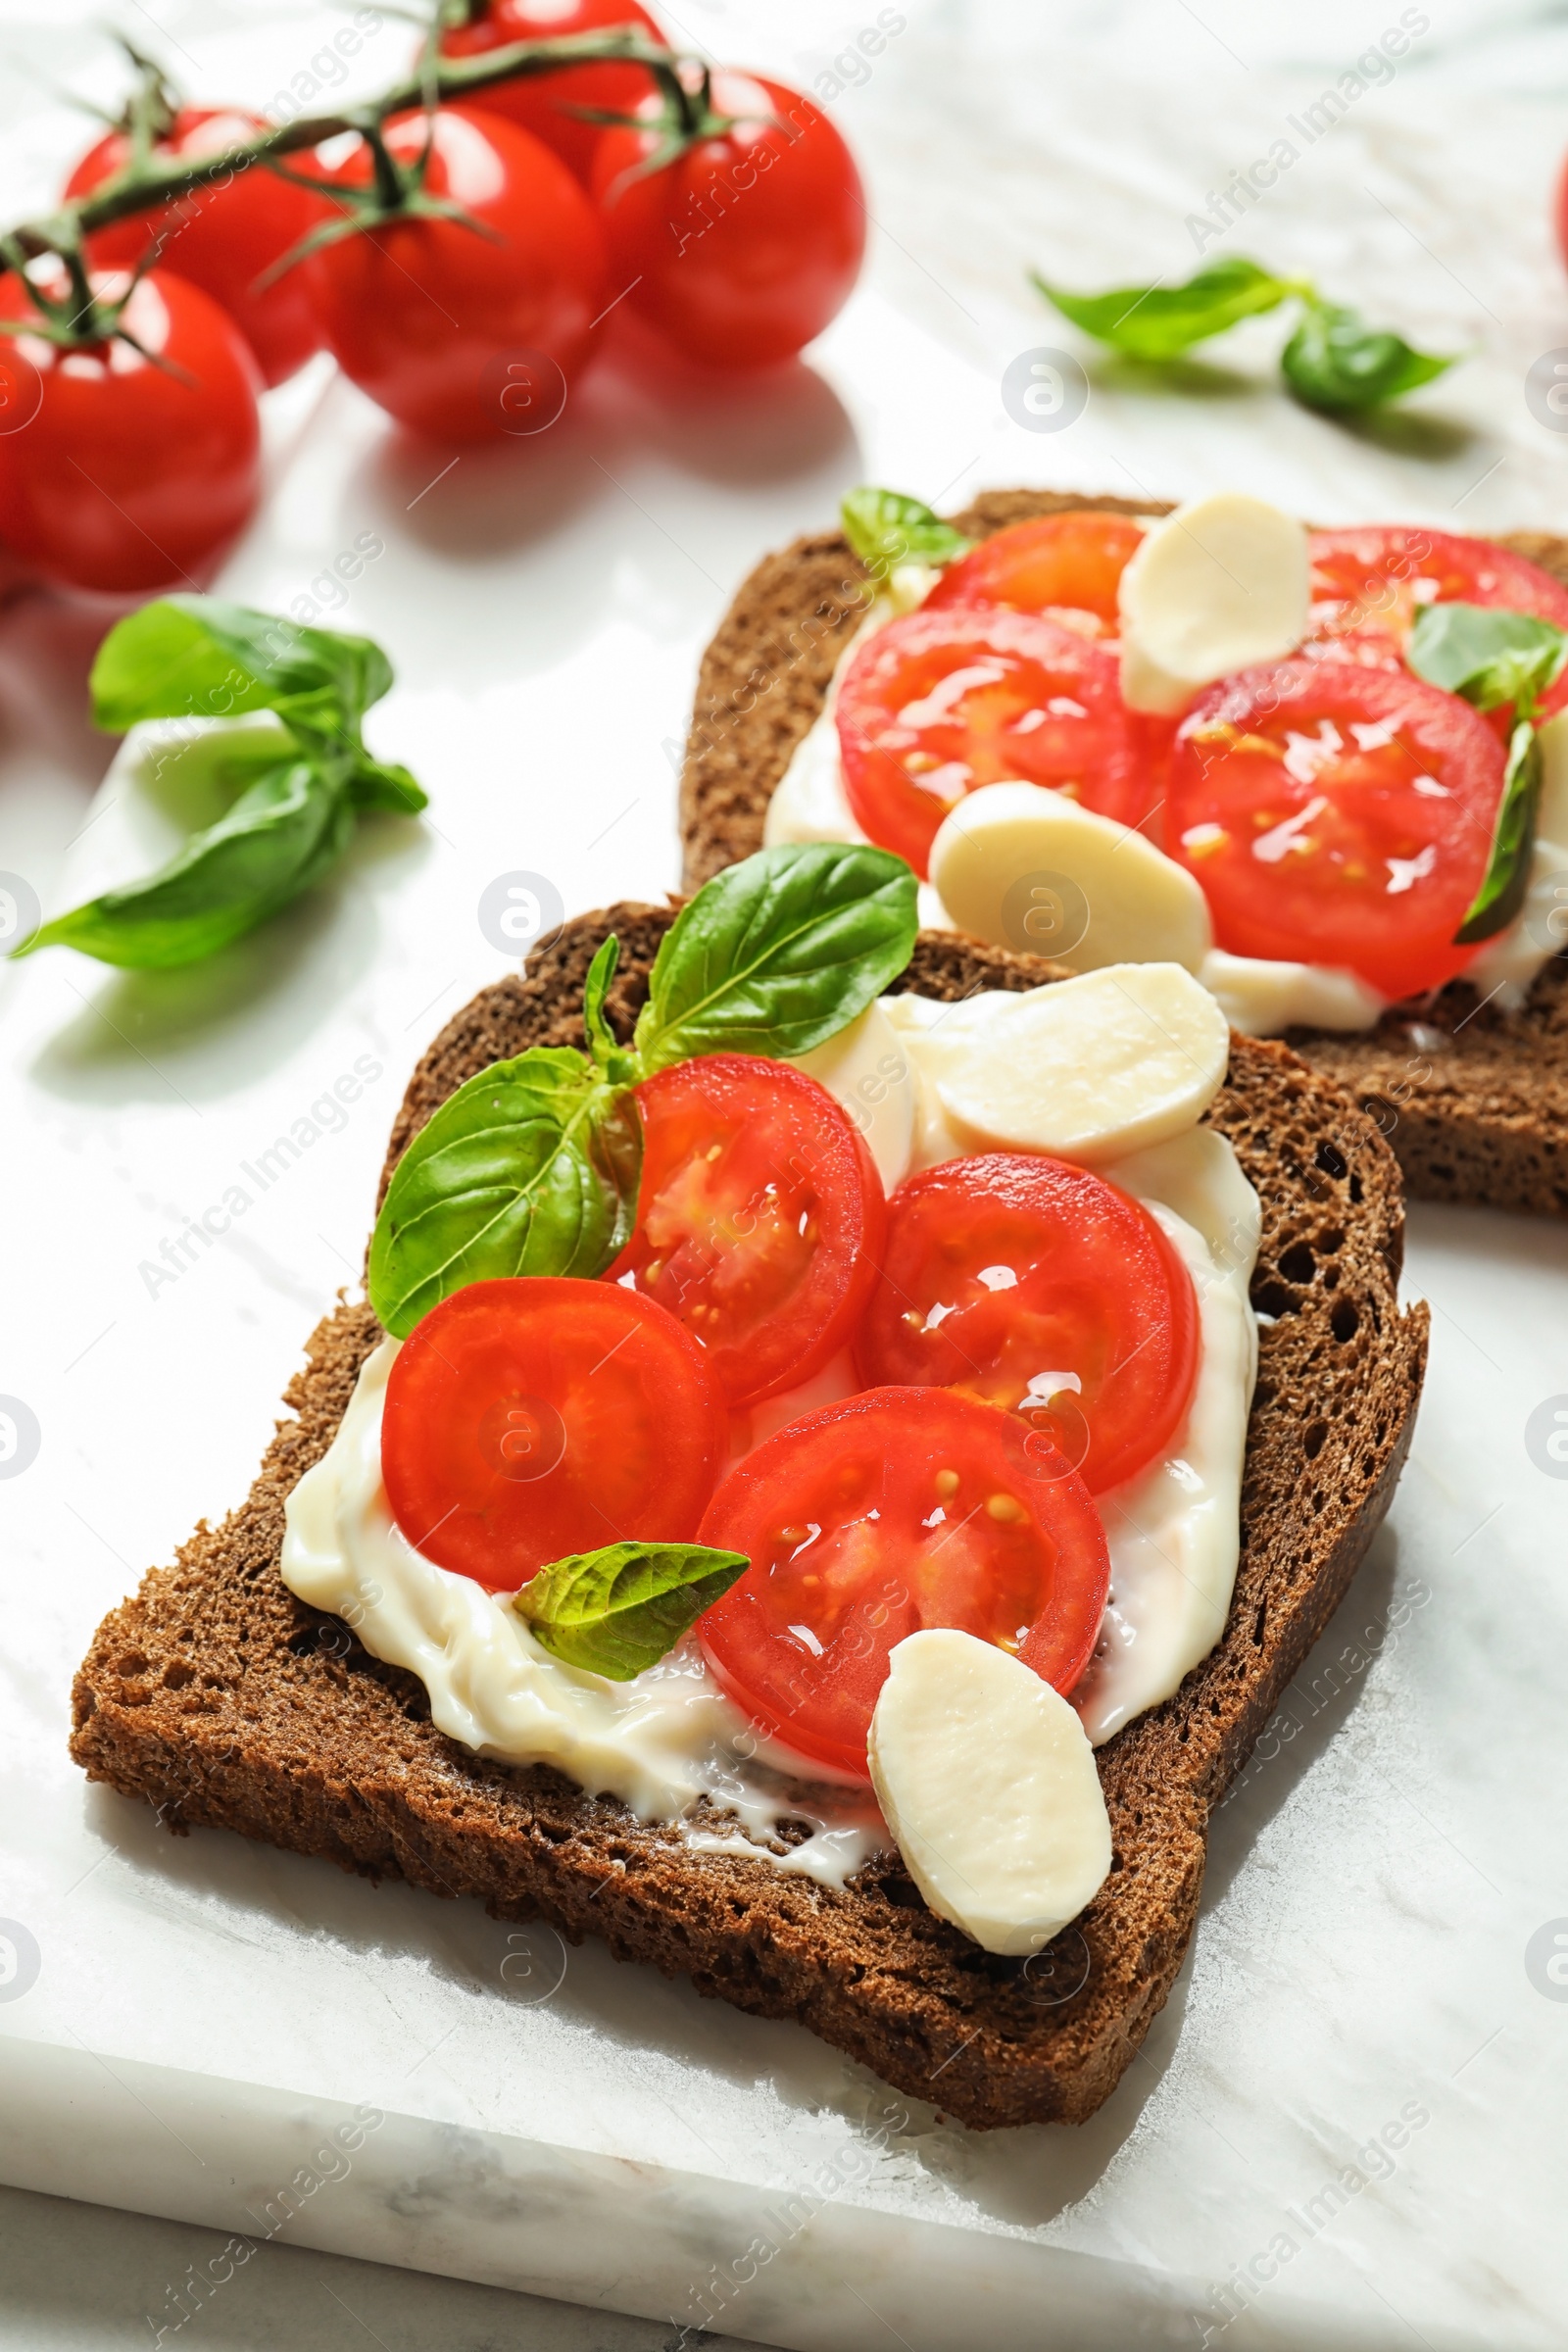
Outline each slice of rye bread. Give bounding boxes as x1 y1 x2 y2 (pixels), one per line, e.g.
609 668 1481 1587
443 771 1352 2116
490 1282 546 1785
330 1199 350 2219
70 909 1428 2132
680 487 1568 1217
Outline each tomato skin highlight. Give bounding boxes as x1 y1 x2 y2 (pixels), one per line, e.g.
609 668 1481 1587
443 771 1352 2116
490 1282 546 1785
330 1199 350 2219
855 1152 1199 1494
66 109 328 387
381 1276 725 1592
925 510 1145 635
0 269 261 595
307 107 607 443
607 1054 885 1408
1168 660 1504 1000
836 606 1146 876
438 0 664 183
590 74 865 368
698 1385 1111 1778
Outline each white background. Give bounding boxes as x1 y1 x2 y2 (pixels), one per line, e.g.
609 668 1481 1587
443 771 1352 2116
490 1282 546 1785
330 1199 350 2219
3 3 1568 2348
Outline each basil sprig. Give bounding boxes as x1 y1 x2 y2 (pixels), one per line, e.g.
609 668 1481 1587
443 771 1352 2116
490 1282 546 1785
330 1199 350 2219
1033 253 1456 416
1407 600 1568 944
367 841 919 1337
841 486 970 578
514 1541 750 1681
15 597 425 970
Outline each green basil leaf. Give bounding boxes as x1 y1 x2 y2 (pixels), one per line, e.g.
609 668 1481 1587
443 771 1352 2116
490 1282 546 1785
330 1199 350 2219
368 1046 642 1338
633 842 919 1073
15 759 353 969
841 487 970 578
1407 601 1568 718
1454 719 1542 946
349 757 428 814
90 596 394 757
513 1541 750 1681
1031 256 1298 361
1281 301 1455 414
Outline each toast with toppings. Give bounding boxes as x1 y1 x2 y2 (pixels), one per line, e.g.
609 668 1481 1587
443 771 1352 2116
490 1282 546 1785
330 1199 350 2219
681 488 1568 1218
70 908 1426 2131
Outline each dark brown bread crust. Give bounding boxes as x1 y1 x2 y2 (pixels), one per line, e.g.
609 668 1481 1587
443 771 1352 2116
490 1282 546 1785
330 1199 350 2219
680 488 1568 1216
70 914 1427 2130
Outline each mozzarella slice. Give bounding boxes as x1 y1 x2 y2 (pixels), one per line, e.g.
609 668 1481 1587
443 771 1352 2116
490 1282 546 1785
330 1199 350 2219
928 781 1212 975
1199 949 1387 1037
1118 492 1308 715
789 999 916 1192
904 963 1230 1164
868 1629 1112 1955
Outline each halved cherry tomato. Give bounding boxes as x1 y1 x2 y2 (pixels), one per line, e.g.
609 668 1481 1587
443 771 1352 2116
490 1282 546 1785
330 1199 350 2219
307 107 606 442
438 0 664 184
854 1153 1198 1494
65 109 327 387
1302 525 1568 717
925 511 1145 637
1168 661 1505 1000
606 1054 884 1408
697 1386 1111 1777
590 73 865 368
381 1276 724 1592
0 267 260 594
836 608 1146 876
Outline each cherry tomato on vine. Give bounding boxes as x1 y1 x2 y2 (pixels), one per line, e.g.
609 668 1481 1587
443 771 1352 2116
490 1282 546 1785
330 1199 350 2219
381 1276 726 1591
606 1054 885 1408
65 109 328 388
926 511 1146 638
590 73 865 368
835 607 1146 876
307 106 607 443
0 267 261 594
697 1387 1111 1777
1168 660 1506 1000
854 1152 1199 1494
438 0 665 184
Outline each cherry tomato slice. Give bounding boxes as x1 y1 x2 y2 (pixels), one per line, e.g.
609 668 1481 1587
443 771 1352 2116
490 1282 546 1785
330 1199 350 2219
607 1054 885 1409
925 510 1145 637
1303 525 1568 716
836 607 1146 877
853 1152 1198 1494
1168 661 1505 1000
437 0 664 183
381 1277 725 1592
698 1386 1111 1778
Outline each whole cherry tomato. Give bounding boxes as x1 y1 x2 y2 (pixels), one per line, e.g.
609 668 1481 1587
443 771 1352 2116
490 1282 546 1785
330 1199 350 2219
65 109 327 388
0 268 261 594
590 73 865 368
307 106 607 443
438 0 664 183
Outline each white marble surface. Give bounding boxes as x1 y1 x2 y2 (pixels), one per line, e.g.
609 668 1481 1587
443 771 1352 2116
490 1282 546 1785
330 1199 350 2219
3 2 1568 2348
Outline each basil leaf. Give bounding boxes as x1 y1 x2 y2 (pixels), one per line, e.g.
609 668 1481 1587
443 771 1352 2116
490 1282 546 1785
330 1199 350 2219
349 756 428 814
1407 601 1568 718
841 487 970 578
1454 719 1542 946
513 1541 750 1681
1281 301 1455 414
368 1046 642 1338
16 759 354 969
90 596 393 756
633 842 919 1073
1032 257 1298 361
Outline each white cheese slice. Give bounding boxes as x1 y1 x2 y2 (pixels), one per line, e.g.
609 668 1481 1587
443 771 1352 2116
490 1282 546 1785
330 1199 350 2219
1118 492 1309 715
1199 948 1387 1037
902 963 1230 1165
789 999 916 1192
928 780 1212 975
867 1629 1113 1955
763 709 869 848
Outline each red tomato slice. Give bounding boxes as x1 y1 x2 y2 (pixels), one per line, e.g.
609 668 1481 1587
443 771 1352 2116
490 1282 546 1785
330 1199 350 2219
607 1054 885 1409
924 510 1145 637
381 1277 725 1592
836 608 1147 877
1168 661 1505 999
1303 525 1568 716
698 1387 1111 1777
853 1153 1198 1494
